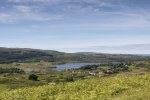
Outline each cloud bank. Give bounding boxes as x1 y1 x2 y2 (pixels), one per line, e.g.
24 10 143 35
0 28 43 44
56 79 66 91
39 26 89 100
0 0 149 27
60 44 150 54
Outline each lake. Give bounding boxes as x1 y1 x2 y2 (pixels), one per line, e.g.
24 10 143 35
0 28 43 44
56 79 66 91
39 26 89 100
48 62 101 71
24 62 101 72
24 62 121 72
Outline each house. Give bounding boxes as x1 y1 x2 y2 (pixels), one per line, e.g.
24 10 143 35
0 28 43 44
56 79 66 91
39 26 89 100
89 72 96 76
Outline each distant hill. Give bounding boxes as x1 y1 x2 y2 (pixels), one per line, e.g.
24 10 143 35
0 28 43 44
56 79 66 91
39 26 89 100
0 47 150 64
0 47 62 63
135 54 150 56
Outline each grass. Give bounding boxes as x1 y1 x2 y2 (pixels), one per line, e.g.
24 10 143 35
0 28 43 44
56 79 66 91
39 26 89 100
0 61 150 99
0 73 48 89
0 71 77 90
0 62 54 69
0 73 150 100
0 84 8 91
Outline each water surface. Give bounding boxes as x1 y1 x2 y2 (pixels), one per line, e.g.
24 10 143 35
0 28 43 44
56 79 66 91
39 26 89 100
48 62 101 71
24 62 101 72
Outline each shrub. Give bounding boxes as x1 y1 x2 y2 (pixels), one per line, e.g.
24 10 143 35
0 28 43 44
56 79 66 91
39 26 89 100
66 76 74 82
28 74 38 81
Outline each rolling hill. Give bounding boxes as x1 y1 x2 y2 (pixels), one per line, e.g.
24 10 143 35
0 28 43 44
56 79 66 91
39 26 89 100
0 47 150 64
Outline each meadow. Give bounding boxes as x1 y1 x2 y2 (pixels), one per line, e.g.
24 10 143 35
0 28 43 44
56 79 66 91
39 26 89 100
0 73 150 100
0 48 150 100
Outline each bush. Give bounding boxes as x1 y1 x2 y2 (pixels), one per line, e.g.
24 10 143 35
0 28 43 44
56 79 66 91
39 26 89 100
28 74 38 81
66 76 74 82
0 68 25 74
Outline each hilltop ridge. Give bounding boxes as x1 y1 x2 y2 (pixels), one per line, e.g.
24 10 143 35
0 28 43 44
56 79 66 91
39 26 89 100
0 47 150 64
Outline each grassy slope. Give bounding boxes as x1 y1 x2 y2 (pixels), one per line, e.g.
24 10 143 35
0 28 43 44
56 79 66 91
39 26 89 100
0 62 53 69
0 73 150 100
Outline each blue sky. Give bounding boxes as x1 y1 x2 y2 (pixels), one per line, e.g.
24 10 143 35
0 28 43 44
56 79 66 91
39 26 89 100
0 0 150 53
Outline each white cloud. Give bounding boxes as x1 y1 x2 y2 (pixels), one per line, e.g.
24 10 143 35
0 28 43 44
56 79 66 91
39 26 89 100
0 12 63 23
13 5 33 14
0 0 149 26
7 0 61 4
0 3 63 23
0 13 17 23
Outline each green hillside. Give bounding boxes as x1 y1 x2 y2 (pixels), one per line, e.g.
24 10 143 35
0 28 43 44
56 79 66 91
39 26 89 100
0 47 149 64
0 47 58 63
0 73 150 100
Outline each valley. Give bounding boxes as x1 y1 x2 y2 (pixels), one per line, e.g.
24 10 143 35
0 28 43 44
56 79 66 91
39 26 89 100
0 48 150 99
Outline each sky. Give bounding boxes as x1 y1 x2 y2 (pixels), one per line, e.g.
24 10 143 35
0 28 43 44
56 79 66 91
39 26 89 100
0 0 150 53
